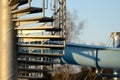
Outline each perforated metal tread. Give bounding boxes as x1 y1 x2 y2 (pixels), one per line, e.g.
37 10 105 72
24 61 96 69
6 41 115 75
18 68 53 72
9 0 29 6
17 35 65 40
13 17 53 22
12 7 42 14
18 44 64 49
15 26 61 31
18 52 63 57
18 59 60 65
18 76 49 80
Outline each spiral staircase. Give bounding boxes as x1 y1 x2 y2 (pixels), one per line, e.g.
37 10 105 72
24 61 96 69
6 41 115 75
9 0 66 79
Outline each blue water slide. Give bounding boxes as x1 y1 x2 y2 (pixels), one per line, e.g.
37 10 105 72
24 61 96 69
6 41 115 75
61 43 120 69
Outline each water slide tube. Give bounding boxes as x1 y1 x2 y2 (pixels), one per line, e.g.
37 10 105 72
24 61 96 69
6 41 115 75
61 43 120 70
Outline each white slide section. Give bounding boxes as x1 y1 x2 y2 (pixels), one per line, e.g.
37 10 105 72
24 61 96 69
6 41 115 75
61 43 120 69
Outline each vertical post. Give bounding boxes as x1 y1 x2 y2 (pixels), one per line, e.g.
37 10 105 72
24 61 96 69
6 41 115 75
0 0 17 80
112 32 120 48
28 0 31 7
42 0 45 17
59 0 66 47
112 32 120 80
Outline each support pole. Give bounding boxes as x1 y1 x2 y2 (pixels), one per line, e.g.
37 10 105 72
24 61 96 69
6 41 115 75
112 32 120 80
112 32 120 48
0 0 17 80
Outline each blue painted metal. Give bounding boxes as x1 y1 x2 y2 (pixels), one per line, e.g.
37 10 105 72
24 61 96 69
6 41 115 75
61 43 120 69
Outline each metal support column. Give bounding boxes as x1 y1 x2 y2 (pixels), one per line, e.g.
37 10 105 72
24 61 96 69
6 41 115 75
112 32 120 80
0 0 17 80
112 32 120 48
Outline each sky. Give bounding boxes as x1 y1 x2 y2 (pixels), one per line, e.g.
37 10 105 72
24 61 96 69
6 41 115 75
31 0 120 45
67 0 120 45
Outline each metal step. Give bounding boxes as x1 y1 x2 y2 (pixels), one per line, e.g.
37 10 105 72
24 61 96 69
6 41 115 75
12 7 42 14
9 0 29 6
15 26 61 31
18 59 60 65
18 44 64 49
18 76 48 80
18 39 64 42
18 52 63 57
18 68 52 72
17 35 65 40
18 38 50 42
13 17 53 22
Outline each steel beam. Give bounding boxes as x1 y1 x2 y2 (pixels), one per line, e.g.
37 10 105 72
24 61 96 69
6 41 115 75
0 0 17 80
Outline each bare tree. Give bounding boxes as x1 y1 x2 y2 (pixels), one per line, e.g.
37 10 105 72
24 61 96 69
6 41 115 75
52 64 80 80
52 10 87 80
99 42 106 46
66 10 85 43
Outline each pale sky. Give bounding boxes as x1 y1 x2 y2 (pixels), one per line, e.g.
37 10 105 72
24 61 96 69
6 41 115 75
67 0 120 45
